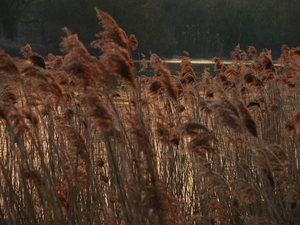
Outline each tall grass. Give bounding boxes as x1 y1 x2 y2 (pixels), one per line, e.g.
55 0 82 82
0 8 300 225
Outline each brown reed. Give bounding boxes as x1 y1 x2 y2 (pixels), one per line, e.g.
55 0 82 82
85 87 112 129
150 54 179 101
0 50 19 76
129 34 138 51
0 84 18 104
1 8 300 225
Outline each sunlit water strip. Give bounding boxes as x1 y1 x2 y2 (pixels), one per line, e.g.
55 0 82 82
134 59 280 66
134 59 281 77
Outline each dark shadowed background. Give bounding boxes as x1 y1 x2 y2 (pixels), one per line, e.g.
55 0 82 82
1 0 300 59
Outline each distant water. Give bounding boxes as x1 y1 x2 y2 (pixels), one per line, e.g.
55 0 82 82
133 59 228 78
162 59 219 77
134 59 281 78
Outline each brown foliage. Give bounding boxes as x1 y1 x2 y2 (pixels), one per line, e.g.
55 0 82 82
85 87 112 129
21 65 63 99
129 34 138 51
247 46 258 59
1 9 300 225
29 53 46 69
212 57 226 72
0 84 18 104
95 8 129 49
20 43 33 59
0 50 19 76
150 54 179 101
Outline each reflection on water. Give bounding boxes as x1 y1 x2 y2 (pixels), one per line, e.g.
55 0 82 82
134 59 229 78
134 59 281 78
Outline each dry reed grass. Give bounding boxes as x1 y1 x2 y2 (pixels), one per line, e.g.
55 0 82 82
0 8 299 225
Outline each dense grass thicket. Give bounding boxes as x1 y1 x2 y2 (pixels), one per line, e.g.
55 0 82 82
0 9 300 225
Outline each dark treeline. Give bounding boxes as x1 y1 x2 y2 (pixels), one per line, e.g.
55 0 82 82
1 0 300 58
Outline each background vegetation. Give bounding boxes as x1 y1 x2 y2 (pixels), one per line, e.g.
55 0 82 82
1 0 300 58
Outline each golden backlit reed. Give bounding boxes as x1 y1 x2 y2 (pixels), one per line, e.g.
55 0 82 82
0 8 300 225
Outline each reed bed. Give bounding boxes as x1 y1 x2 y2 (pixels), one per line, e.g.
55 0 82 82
0 8 300 225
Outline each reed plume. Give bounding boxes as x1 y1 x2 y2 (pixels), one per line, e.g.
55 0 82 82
247 46 258 59
21 65 63 99
288 46 300 58
285 120 295 132
259 49 276 81
215 73 235 89
47 53 63 70
0 50 19 76
224 63 240 79
94 41 135 86
287 109 300 134
20 44 46 68
247 101 260 108
138 53 148 73
205 95 257 136
22 107 40 126
154 108 170 143
243 73 255 84
181 73 195 85
150 54 178 101
206 97 241 133
95 8 129 49
0 100 13 120
0 84 18 104
212 57 226 72
236 100 257 136
63 56 95 87
150 53 165 69
51 70 71 100
278 44 291 66
281 44 290 56
23 169 46 200
242 66 263 87
200 171 229 193
157 66 179 101
240 86 248 100
231 179 260 206
59 125 89 161
84 87 112 129
179 56 196 78
29 54 46 69
230 44 247 62
57 125 90 190
129 34 138 51
149 79 163 98
60 28 89 55
254 144 290 190
60 28 111 88
183 122 213 137
90 8 136 87
20 43 33 59
90 44 135 87
182 122 215 171
0 102 28 136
